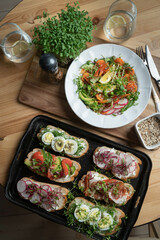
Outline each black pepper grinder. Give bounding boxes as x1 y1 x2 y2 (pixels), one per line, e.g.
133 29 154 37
39 53 63 84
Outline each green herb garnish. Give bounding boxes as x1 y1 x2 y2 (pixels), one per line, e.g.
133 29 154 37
42 149 53 167
32 2 94 64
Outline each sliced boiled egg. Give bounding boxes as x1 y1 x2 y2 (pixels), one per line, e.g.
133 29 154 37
98 212 113 231
51 136 65 152
88 208 101 225
74 204 90 222
42 132 54 145
64 139 78 155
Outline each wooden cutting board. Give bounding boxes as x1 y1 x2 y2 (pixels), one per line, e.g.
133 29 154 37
18 37 160 144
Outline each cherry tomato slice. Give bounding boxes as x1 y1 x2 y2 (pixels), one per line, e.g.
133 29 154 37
32 151 44 165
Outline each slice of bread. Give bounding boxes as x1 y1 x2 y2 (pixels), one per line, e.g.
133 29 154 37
93 146 142 180
24 148 81 183
37 125 89 158
78 171 135 206
67 197 125 236
17 177 69 212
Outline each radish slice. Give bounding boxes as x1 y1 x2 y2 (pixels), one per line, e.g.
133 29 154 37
17 180 27 193
102 108 115 115
114 108 122 114
20 191 31 199
51 203 58 210
114 104 124 109
119 152 126 161
26 180 32 185
30 192 41 204
41 202 53 212
123 154 132 165
118 98 128 105
102 106 114 112
109 153 121 164
39 189 48 198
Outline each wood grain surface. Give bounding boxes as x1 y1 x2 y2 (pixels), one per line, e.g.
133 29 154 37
1 0 160 227
18 37 159 142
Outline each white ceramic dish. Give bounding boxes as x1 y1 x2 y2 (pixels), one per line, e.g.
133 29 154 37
65 44 151 129
135 112 160 150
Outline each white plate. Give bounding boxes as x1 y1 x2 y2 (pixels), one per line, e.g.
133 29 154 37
65 44 151 129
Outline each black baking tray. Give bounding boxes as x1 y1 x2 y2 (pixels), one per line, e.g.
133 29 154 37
5 115 152 240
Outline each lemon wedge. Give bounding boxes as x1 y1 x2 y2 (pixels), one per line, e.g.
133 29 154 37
99 70 114 84
106 15 126 29
11 40 29 57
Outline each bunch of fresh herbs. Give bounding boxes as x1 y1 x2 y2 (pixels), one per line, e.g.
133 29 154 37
32 2 94 64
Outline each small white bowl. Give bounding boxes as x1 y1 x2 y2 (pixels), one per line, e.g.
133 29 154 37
135 112 160 150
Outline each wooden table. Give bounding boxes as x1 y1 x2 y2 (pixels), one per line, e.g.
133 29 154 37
0 0 160 228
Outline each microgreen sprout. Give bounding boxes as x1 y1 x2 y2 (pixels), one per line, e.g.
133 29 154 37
32 2 94 64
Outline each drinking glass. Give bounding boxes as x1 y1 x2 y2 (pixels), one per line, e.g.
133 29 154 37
103 0 137 42
0 22 34 63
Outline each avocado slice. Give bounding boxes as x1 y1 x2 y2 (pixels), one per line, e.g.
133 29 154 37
24 159 32 167
66 163 71 176
54 157 61 165
79 91 98 108
51 157 62 173
70 165 76 175
31 166 40 170
80 62 94 72
79 91 94 102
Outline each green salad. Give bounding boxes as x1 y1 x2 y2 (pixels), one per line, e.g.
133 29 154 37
74 56 139 115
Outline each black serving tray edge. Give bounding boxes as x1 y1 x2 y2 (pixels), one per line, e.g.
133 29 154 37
5 115 152 240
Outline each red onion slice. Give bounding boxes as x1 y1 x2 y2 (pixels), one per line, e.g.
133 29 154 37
118 98 128 105
33 183 40 189
94 146 138 178
39 189 48 199
42 185 52 192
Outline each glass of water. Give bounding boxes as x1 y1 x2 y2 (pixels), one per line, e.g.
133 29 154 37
0 22 34 63
103 0 137 43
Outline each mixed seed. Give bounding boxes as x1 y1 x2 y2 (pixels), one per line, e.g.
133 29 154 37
138 116 160 146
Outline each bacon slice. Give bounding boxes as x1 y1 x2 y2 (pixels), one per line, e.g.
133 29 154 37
78 171 134 206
